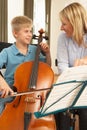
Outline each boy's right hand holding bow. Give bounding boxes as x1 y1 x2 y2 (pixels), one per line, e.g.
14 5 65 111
0 75 14 98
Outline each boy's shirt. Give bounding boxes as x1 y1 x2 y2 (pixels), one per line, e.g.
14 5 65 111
0 43 46 86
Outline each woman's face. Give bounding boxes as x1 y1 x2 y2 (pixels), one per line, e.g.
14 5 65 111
60 17 73 37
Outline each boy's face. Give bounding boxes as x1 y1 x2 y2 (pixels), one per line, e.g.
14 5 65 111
13 26 33 45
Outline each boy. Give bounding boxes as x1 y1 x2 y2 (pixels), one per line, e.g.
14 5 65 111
0 16 51 113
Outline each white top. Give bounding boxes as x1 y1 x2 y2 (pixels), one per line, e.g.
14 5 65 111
57 32 87 74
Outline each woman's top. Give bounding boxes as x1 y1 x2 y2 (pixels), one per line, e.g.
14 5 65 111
57 32 87 74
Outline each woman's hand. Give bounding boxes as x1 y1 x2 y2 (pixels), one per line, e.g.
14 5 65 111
74 56 87 66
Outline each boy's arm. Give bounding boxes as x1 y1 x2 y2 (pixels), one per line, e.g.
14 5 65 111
45 51 51 66
0 75 14 97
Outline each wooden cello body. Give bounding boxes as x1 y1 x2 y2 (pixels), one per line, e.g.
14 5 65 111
0 61 56 130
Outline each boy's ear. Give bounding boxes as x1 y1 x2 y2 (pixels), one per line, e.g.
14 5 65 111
12 30 18 38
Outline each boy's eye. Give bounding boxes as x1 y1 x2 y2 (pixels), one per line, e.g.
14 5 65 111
30 28 33 33
25 30 28 33
30 30 32 33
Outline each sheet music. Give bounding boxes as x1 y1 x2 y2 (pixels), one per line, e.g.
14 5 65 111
74 86 87 107
40 65 87 115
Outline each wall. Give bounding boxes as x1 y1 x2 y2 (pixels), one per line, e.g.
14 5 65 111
50 0 65 75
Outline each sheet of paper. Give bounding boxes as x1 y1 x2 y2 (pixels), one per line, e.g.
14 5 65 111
74 86 87 107
41 65 87 115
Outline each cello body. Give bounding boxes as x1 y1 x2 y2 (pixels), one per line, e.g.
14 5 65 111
0 61 56 130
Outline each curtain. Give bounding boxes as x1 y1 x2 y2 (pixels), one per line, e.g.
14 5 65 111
0 0 8 42
45 0 51 44
24 0 34 20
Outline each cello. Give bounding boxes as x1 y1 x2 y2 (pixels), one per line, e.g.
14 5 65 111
0 29 56 130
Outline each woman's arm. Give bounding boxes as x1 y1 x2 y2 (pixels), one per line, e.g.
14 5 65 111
57 34 69 73
74 56 87 66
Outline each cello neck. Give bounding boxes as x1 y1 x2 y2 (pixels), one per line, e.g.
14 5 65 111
29 45 41 89
29 29 44 90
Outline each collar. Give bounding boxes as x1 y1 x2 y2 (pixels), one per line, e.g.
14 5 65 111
12 43 32 55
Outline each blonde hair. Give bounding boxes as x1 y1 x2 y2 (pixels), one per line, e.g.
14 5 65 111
59 2 87 45
11 15 33 31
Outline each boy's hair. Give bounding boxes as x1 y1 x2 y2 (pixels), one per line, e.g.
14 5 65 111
11 15 33 31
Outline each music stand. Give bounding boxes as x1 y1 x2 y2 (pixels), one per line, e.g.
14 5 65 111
34 65 87 130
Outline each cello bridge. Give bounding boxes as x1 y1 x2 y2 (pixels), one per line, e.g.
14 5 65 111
25 96 36 103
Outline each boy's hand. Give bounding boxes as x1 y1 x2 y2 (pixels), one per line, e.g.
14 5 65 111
0 75 14 98
40 42 50 54
0 86 14 98
40 42 51 66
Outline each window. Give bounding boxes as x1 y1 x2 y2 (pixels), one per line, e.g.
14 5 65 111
33 0 45 35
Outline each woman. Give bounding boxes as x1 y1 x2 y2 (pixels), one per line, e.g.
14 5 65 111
56 2 87 130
